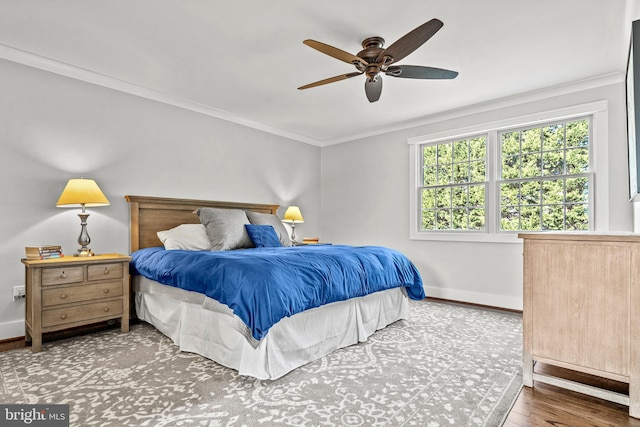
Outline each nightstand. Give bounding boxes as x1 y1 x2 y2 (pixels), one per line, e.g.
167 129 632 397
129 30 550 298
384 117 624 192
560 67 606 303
292 242 331 246
22 253 131 352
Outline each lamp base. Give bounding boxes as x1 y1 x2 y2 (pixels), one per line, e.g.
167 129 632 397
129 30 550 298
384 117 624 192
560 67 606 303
74 248 95 257
74 212 94 256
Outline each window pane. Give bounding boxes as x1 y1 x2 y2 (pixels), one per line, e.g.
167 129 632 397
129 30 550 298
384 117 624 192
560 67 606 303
469 185 485 206
470 160 486 181
500 182 520 206
501 155 520 179
520 206 542 230
452 186 468 207
436 210 451 229
422 210 436 230
566 119 589 147
470 137 486 160
436 187 451 208
453 140 469 162
469 208 485 230
542 124 564 151
566 148 589 174
423 145 437 166
542 205 564 230
542 150 564 176
566 177 589 203
423 166 437 186
521 181 541 205
566 204 589 230
438 143 452 164
521 153 542 178
522 128 542 152
501 132 520 156
542 180 564 204
421 188 436 209
452 208 468 229
438 164 452 185
501 206 519 230
453 163 469 183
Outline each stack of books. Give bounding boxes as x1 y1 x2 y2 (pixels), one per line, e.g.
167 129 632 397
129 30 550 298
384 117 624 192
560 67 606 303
302 237 320 244
25 245 64 260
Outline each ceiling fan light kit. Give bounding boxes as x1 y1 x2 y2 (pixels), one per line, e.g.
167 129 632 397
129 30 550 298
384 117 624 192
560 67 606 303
298 18 458 103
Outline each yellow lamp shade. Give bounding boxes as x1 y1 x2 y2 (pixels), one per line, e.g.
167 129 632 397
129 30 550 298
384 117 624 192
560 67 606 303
56 178 110 207
283 206 304 223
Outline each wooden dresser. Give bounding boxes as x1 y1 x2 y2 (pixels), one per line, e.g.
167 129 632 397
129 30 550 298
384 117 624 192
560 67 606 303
22 253 131 352
519 233 640 418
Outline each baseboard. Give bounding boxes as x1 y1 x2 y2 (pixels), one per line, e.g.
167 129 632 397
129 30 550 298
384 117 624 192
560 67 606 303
425 286 522 311
0 320 24 341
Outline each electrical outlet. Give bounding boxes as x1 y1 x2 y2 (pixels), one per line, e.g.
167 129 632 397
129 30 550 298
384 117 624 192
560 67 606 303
13 285 25 301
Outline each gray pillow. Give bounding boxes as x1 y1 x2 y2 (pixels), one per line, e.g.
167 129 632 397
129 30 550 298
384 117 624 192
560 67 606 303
196 208 253 251
245 211 292 247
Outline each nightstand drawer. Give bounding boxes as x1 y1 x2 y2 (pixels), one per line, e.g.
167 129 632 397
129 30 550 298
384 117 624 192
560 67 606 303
41 281 123 307
42 300 123 328
88 263 124 281
41 266 84 286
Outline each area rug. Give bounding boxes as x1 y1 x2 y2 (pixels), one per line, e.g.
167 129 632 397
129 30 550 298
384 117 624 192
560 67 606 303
0 300 522 426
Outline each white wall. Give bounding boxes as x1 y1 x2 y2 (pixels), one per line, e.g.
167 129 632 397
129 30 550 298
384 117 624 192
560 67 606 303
0 59 321 339
0 54 634 339
321 81 633 310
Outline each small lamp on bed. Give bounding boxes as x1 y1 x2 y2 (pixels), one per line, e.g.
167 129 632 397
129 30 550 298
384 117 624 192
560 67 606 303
56 178 110 257
283 206 304 243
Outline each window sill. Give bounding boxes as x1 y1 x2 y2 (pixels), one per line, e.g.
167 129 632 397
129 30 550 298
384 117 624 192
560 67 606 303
410 231 523 244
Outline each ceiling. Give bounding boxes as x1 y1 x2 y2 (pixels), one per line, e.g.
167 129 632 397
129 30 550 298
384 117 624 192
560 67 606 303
0 1 636 146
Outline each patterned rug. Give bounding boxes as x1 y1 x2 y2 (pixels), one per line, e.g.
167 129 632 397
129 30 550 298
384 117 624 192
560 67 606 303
0 300 522 426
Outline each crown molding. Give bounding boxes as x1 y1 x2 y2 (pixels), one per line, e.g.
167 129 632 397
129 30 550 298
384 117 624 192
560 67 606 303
0 43 623 148
0 43 324 147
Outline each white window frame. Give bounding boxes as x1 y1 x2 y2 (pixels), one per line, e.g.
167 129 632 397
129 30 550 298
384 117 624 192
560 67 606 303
408 100 609 243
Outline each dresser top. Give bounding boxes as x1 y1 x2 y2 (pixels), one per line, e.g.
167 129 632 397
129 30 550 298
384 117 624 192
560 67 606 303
518 232 640 243
21 253 131 266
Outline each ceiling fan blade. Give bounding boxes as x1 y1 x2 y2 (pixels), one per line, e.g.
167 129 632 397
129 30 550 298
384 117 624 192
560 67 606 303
298 72 362 90
303 40 368 66
376 18 444 64
385 65 458 79
365 76 383 102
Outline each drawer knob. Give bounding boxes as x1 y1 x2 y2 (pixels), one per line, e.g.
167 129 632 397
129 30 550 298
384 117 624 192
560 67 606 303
103 268 109 275
103 307 110 312
60 314 67 319
60 272 67 279
103 289 109 294
60 294 67 299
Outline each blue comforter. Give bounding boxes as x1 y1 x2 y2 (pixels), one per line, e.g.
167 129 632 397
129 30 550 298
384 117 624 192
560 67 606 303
130 245 424 341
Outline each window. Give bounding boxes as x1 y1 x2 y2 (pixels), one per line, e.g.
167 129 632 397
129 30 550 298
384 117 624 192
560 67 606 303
499 119 590 231
420 136 487 231
416 116 592 237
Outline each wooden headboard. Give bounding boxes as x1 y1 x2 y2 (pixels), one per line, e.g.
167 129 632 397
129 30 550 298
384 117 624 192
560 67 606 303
124 195 279 253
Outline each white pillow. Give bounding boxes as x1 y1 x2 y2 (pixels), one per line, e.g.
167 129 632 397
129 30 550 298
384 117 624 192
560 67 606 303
157 224 212 251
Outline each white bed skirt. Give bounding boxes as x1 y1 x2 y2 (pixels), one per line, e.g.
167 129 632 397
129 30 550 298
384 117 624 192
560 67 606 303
134 276 410 380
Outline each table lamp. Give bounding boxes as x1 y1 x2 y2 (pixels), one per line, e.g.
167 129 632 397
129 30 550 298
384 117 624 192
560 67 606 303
56 178 110 256
283 206 304 243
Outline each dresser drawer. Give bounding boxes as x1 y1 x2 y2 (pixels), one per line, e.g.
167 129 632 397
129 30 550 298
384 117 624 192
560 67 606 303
41 266 84 286
41 281 123 307
88 263 124 281
42 299 123 328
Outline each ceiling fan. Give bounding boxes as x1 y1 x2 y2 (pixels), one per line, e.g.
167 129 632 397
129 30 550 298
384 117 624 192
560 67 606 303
298 18 458 103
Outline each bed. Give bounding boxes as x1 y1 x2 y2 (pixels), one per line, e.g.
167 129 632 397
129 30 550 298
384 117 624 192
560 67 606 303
125 195 425 379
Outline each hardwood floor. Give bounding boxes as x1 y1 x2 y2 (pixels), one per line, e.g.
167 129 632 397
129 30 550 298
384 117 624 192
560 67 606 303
505 363 640 426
